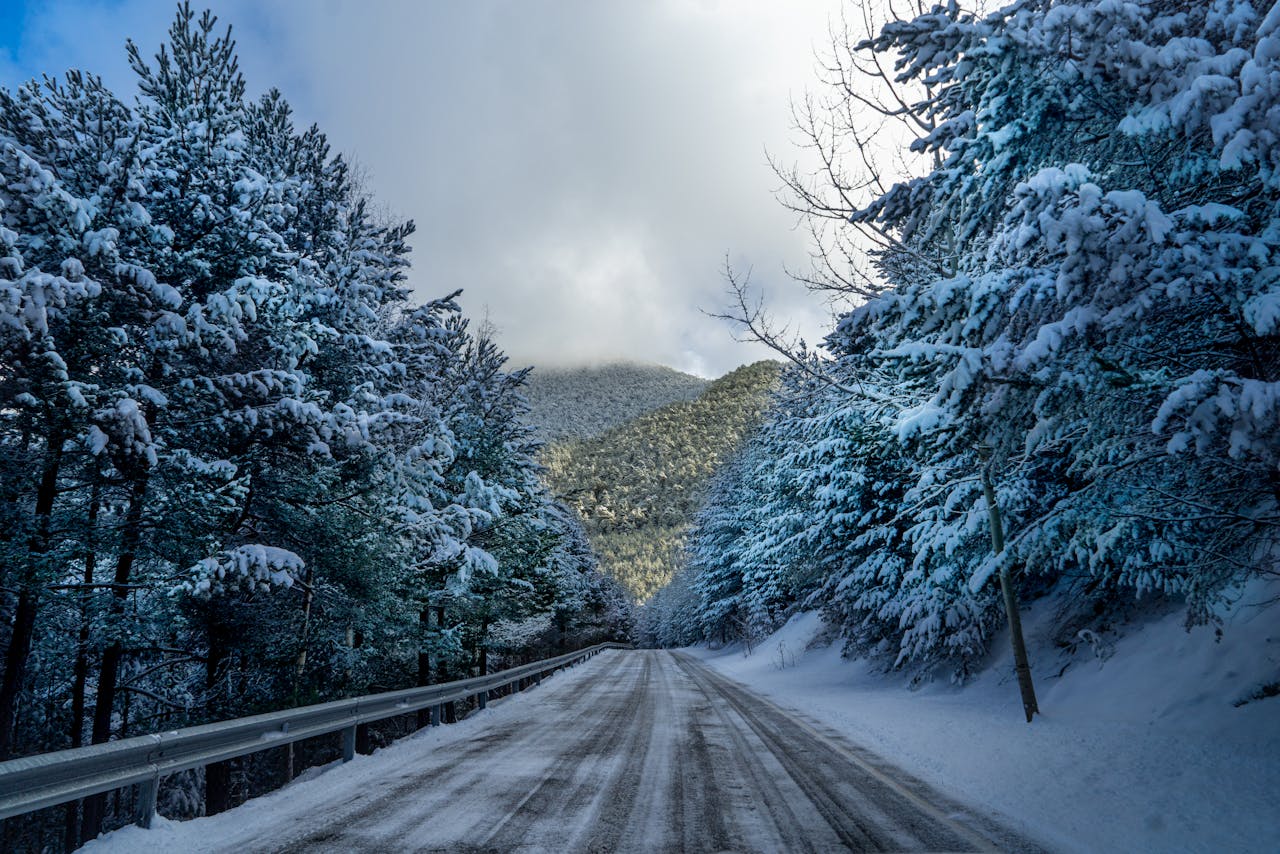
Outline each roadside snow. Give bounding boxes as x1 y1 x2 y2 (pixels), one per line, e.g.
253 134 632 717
75 591 1278 854
689 584 1280 854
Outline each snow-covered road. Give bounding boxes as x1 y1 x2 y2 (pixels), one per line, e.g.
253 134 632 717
86 649 1040 853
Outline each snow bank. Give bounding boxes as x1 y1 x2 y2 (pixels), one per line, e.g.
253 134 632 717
690 588 1280 854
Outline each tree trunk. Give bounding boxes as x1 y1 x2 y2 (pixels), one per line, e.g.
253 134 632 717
89 475 147 743
83 473 148 841
434 606 456 722
292 566 315 701
0 441 63 758
65 479 101 849
204 612 233 815
982 466 1039 723
416 606 432 728
0 591 39 759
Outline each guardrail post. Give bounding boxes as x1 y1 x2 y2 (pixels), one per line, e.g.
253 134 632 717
135 775 159 828
341 725 357 762
206 760 232 816
430 703 440 726
477 691 487 711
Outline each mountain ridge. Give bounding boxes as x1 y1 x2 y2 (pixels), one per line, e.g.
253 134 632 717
540 360 782 601
522 362 710 443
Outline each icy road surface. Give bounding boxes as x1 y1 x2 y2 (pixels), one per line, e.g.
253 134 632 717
90 650 1040 853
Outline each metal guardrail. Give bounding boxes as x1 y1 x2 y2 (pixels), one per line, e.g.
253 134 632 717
0 642 627 830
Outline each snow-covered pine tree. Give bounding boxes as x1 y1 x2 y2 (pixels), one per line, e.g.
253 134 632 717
0 63 177 762
842 0 1280 624
685 0 1279 684
1 6 628 847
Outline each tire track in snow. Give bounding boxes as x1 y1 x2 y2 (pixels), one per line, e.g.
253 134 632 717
258 652 633 853
475 651 654 851
671 651 1040 853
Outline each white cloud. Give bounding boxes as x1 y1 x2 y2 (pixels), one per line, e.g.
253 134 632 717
1 0 843 377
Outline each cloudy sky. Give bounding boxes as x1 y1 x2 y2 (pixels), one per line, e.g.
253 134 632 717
0 0 845 377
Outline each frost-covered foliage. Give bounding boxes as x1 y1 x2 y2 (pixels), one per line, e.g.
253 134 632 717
650 0 1280 674
0 6 629 845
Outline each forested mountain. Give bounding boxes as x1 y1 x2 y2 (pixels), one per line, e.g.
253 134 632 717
542 361 781 602
522 362 709 442
0 7 629 847
645 0 1280 683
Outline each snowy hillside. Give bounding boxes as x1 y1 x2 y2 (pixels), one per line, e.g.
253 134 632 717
522 363 709 443
690 580 1280 854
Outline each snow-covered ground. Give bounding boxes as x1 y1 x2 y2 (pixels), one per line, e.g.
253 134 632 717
77 648 1026 853
75 585 1277 853
76 661 608 853
689 584 1280 854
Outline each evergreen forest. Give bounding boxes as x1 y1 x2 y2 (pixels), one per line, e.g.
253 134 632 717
0 7 630 845
542 361 780 601
643 0 1280 683
522 362 709 443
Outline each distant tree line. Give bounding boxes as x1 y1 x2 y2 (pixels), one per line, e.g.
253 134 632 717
523 363 708 443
